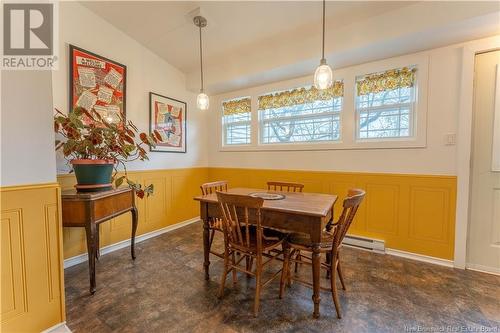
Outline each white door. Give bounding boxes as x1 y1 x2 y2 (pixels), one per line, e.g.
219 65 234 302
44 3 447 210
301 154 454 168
467 50 500 274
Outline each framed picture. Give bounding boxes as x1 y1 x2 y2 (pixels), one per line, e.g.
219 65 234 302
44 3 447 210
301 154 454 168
149 92 187 153
69 44 126 126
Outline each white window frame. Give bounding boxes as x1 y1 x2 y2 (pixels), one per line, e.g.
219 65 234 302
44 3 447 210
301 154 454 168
216 52 428 152
355 68 417 142
221 98 252 147
258 87 343 145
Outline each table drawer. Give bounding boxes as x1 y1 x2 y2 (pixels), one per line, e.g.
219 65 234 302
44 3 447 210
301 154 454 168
94 190 133 221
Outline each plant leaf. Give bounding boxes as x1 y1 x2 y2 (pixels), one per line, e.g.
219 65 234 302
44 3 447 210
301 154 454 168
114 176 125 188
153 130 163 142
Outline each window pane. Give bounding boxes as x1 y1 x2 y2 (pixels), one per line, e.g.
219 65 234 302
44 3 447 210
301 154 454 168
225 123 251 145
358 106 411 138
356 66 416 140
222 97 251 146
224 112 250 123
262 114 340 143
260 94 342 144
261 98 342 120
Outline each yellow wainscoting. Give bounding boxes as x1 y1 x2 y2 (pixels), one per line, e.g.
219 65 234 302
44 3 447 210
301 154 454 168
57 167 209 258
1 183 65 333
207 168 457 260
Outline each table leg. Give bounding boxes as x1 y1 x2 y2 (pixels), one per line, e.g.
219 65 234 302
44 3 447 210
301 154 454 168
95 224 100 260
131 207 138 260
202 215 210 280
312 244 321 318
85 223 97 294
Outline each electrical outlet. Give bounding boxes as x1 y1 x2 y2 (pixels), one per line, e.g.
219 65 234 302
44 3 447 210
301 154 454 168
445 133 456 145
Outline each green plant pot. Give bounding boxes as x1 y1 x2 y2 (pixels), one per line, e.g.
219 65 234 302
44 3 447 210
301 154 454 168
71 159 114 192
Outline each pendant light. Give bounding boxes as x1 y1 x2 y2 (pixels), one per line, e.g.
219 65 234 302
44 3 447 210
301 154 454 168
194 15 209 110
313 0 333 90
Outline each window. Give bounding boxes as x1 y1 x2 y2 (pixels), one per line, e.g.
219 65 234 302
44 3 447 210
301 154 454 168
258 82 343 144
222 97 251 145
355 67 417 140
219 57 427 151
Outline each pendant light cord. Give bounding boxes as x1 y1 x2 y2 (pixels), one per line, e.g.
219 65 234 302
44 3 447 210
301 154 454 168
199 24 204 92
321 0 325 61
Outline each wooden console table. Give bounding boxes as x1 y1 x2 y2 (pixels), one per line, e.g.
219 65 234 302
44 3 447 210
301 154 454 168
61 187 138 294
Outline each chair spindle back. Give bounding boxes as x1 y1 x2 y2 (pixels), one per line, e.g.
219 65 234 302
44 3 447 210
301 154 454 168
267 181 304 193
330 189 365 255
201 180 228 195
216 192 264 250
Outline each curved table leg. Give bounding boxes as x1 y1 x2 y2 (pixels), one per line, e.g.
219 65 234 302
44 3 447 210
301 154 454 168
85 222 97 294
131 206 138 260
95 224 100 260
312 244 321 318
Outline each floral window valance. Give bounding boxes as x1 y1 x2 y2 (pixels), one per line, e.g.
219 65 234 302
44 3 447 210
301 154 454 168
222 97 251 116
356 67 417 96
258 81 344 110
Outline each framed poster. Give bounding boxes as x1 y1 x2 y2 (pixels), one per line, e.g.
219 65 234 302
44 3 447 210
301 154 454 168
149 92 187 153
69 45 126 126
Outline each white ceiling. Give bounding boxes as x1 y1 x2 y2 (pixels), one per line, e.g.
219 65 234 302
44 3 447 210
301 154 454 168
81 1 500 94
81 1 412 72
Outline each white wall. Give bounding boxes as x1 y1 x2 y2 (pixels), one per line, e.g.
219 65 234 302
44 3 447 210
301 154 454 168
206 43 472 176
52 2 207 173
1 71 57 186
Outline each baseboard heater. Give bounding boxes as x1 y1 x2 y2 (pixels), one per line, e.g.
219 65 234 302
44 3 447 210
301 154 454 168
342 234 385 253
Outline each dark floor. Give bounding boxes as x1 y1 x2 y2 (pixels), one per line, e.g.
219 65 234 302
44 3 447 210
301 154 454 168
65 222 500 333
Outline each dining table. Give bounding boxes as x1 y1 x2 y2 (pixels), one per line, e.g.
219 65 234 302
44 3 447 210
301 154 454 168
194 187 337 318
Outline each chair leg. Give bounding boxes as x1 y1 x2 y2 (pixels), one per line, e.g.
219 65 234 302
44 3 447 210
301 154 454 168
245 255 253 278
330 263 342 319
337 257 346 291
287 255 292 287
247 256 253 278
294 250 301 273
253 254 262 317
326 252 332 279
218 250 230 298
279 244 290 299
231 252 238 285
208 229 215 250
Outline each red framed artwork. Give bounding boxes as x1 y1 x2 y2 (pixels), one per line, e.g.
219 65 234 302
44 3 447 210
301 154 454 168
149 92 187 153
69 45 126 126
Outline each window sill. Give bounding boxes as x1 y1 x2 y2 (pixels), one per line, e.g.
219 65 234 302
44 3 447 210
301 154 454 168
219 138 426 152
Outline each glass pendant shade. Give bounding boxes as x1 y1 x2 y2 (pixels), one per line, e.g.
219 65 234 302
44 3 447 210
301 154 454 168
314 61 333 90
314 0 333 91
197 92 209 110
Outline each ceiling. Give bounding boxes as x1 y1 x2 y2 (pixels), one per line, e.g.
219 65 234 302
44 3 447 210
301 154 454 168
81 1 413 72
81 1 500 94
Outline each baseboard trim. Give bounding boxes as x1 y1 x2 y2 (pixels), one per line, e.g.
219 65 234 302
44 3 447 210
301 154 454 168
64 217 200 269
41 322 72 333
466 263 500 276
385 248 454 268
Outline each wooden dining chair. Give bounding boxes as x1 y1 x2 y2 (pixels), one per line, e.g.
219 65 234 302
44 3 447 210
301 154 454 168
280 189 366 319
216 191 287 317
200 181 229 259
266 181 304 270
267 181 304 193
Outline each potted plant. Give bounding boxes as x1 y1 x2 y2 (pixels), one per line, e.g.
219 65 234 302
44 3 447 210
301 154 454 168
54 107 162 198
